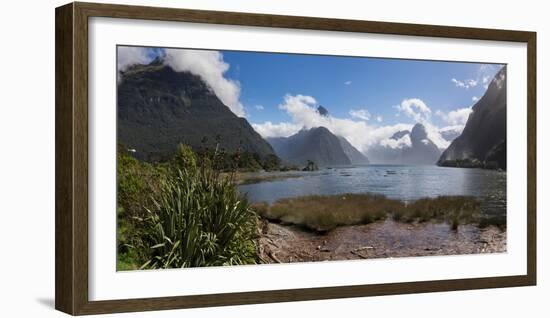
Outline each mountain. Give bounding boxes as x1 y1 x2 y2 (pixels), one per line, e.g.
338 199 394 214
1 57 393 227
117 61 276 162
391 130 410 140
317 105 329 117
267 127 369 167
403 123 442 164
439 127 462 142
437 66 507 169
367 123 442 165
337 136 370 165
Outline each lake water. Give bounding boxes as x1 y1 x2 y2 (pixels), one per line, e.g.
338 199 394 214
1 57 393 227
238 165 506 221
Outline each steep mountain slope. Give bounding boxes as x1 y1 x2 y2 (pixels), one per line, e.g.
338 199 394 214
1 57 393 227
117 61 276 161
267 127 368 166
402 123 442 164
337 136 370 165
367 123 441 165
438 66 507 169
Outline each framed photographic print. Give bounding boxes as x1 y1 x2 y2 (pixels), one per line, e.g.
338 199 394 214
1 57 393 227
55 2 536 315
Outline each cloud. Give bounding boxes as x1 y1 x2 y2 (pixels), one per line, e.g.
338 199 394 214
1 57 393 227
472 96 479 102
163 48 245 117
451 78 478 89
392 98 452 149
376 116 383 123
116 47 246 117
439 125 465 141
380 134 412 149
117 46 153 72
255 105 264 110
252 121 301 138
493 71 506 90
482 77 490 89
254 95 453 151
344 81 352 85
253 94 421 152
436 107 472 126
395 98 432 123
349 109 371 121
453 64 503 91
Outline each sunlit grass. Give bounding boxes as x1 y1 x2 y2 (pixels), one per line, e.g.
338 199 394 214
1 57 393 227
252 193 481 232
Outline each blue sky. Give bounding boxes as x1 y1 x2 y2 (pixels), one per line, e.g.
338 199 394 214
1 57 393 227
221 50 501 127
118 46 504 152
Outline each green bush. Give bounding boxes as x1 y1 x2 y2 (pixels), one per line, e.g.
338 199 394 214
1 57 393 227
117 150 167 270
139 165 258 269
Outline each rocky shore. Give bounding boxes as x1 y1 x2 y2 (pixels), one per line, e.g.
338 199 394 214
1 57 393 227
257 218 506 263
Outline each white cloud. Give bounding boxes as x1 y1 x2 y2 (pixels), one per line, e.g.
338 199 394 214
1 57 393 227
254 94 420 152
380 134 412 149
344 81 352 85
349 109 371 121
436 107 472 126
453 64 503 92
392 98 451 149
451 78 478 89
376 116 383 123
494 71 506 90
163 48 245 117
255 105 264 110
472 96 479 102
116 47 246 117
117 46 152 72
423 123 450 149
252 121 302 138
438 125 465 142
395 98 432 123
253 94 454 151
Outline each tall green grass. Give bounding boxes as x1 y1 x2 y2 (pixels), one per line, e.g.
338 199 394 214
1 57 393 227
117 144 259 269
139 167 258 269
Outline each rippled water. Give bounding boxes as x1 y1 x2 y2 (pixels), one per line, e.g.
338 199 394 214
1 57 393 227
238 165 507 220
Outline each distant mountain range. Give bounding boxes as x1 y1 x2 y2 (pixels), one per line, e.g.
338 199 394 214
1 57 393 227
267 127 369 167
117 59 506 170
438 66 507 169
367 123 442 165
117 60 276 162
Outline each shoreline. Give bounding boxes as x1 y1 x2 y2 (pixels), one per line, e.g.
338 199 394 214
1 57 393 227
257 218 506 263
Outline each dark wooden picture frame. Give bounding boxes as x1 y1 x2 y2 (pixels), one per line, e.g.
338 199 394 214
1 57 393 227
55 2 537 315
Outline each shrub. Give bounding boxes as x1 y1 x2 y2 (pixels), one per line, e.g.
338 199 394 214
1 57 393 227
117 150 166 269
138 165 258 269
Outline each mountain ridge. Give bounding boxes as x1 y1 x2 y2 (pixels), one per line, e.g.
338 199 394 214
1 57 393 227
267 127 369 167
437 66 507 169
367 123 441 165
117 62 277 162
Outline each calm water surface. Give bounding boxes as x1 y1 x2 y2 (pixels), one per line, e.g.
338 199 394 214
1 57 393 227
238 165 506 220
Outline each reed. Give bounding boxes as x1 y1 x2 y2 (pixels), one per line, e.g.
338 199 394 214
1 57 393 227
253 193 481 232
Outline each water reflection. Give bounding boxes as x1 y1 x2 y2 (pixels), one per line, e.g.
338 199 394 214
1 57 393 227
238 165 506 219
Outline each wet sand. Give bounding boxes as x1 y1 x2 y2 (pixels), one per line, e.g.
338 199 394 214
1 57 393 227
257 218 506 263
